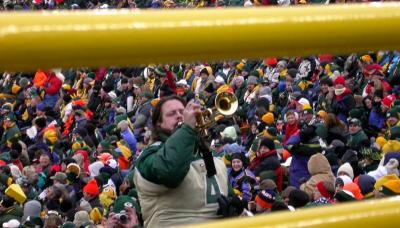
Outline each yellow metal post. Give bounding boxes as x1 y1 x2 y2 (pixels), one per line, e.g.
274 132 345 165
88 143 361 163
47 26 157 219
186 197 400 228
1 3 400 71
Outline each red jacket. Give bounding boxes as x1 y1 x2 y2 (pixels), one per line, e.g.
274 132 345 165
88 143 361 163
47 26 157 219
44 72 62 95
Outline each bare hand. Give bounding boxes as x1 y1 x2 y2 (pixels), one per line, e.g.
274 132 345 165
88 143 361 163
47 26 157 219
183 101 202 129
102 207 138 228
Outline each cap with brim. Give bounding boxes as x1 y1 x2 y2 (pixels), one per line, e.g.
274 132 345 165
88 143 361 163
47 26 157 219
50 172 67 183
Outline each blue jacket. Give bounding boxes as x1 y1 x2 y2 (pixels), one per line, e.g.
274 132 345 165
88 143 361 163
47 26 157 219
121 128 137 155
228 168 257 202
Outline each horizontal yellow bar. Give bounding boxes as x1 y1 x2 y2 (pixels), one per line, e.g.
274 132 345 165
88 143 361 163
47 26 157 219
186 197 400 228
1 3 400 72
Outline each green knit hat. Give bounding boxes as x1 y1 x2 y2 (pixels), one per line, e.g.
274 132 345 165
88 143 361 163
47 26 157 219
334 190 355 202
113 195 141 214
114 114 128 125
349 108 364 119
100 140 111 150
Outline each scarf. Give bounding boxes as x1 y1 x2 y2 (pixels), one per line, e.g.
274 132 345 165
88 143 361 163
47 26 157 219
249 149 276 171
284 122 299 145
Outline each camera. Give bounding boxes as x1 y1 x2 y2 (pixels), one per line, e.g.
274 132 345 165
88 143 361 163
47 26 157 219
116 210 128 225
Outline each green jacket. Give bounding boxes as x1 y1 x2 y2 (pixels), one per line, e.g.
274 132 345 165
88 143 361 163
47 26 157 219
135 125 230 227
136 125 198 188
0 205 23 225
347 129 368 150
1 124 20 145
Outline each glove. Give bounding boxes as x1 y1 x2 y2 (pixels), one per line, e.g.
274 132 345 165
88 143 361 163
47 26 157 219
385 158 399 176
217 195 246 218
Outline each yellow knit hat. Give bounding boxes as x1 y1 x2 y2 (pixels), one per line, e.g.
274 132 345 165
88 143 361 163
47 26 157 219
376 136 387 149
381 180 400 195
262 112 275 125
43 127 58 145
374 174 399 191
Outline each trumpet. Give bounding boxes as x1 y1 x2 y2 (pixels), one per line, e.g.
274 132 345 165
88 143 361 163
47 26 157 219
196 91 238 136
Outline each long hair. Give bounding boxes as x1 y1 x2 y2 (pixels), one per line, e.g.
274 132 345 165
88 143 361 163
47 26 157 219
151 95 186 142
325 113 345 130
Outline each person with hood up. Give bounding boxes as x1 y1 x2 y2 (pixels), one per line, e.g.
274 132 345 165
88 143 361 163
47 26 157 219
228 153 258 202
300 153 335 199
330 76 355 124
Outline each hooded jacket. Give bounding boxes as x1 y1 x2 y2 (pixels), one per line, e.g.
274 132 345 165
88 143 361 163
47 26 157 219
300 153 335 199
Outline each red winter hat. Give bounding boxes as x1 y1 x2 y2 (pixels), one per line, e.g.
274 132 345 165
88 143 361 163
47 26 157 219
382 94 396 108
333 76 345 86
319 54 333 63
83 179 99 196
264 57 278 66
365 64 383 73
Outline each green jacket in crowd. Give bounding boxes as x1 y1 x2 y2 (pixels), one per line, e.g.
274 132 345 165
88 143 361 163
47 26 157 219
0 205 23 225
135 124 229 227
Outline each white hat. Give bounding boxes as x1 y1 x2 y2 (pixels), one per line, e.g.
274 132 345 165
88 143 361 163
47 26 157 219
3 219 20 228
298 98 310 107
214 76 225 84
107 91 117 100
176 79 188 86
221 126 237 141
108 159 118 169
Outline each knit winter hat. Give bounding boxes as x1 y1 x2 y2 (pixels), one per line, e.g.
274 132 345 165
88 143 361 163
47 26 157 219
247 76 258 85
380 180 400 196
334 190 355 202
333 76 345 86
255 189 276 209
337 175 353 186
73 211 92 228
221 126 237 141
259 137 275 150
231 153 244 164
357 174 376 195
83 179 99 196
374 174 399 192
337 163 354 180
343 183 364 200
262 112 275 125
113 195 140 214
259 179 277 191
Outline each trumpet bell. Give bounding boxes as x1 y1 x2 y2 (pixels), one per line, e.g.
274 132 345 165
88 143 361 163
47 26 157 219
215 92 238 116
